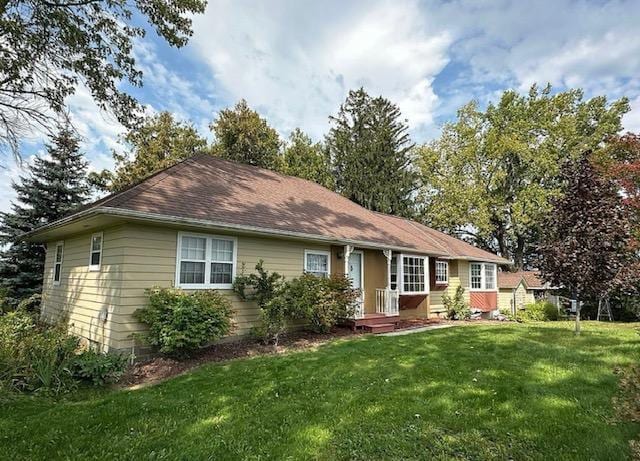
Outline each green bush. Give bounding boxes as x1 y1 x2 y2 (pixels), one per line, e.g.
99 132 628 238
285 274 358 333
499 308 516 321
233 261 286 344
443 286 471 320
519 301 559 322
0 310 79 394
72 349 129 386
17 293 42 315
251 296 289 345
135 287 234 357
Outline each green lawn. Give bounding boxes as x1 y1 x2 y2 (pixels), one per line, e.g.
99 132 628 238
2 322 639 460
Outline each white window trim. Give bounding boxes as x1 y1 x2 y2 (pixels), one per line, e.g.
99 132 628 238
88 232 103 272
469 262 497 291
435 260 449 285
53 241 64 286
304 249 331 277
175 232 237 289
398 253 429 295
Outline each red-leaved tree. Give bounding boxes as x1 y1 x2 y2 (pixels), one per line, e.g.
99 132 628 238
600 133 640 238
539 153 638 333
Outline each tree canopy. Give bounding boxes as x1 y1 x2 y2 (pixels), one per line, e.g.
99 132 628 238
326 88 418 216
418 85 629 269
0 0 206 160
282 129 333 189
539 153 638 332
597 133 640 238
210 100 283 170
0 127 90 306
91 111 209 192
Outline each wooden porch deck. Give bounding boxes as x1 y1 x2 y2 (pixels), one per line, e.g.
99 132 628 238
344 313 400 334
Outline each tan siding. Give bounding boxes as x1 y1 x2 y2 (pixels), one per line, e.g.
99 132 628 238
428 260 466 316
362 249 387 314
498 288 514 312
110 224 331 350
41 226 125 352
44 221 489 352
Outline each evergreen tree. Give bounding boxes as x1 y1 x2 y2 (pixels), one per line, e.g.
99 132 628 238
539 153 638 333
91 112 209 192
0 128 90 306
282 129 334 189
210 100 283 170
326 88 417 216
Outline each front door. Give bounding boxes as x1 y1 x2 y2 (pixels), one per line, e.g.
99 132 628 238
348 251 364 317
348 251 363 294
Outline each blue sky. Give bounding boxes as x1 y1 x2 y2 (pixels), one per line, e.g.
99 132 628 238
2 0 640 212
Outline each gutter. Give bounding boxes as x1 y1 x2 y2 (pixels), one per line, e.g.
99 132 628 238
25 206 512 265
26 206 454 258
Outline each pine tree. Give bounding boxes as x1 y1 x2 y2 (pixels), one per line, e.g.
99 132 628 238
0 128 90 306
326 88 417 216
282 129 334 189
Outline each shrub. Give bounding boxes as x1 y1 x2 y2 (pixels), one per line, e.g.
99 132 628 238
17 293 42 315
72 349 129 386
519 301 559 322
233 261 285 344
233 260 284 309
135 287 234 357
0 310 79 394
443 286 471 320
251 296 289 345
499 308 516 321
285 274 358 333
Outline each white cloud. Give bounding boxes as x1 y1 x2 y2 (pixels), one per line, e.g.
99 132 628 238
436 0 640 98
190 0 451 139
0 85 123 213
623 95 640 133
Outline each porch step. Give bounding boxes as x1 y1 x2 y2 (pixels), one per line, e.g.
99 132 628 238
361 313 394 325
363 323 395 334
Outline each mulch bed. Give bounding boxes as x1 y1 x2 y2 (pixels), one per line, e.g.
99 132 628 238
120 327 359 388
120 318 481 388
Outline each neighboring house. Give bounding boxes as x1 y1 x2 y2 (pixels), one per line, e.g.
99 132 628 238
498 271 557 314
27 155 510 353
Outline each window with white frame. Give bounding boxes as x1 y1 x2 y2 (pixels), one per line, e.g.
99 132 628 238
304 250 330 277
485 263 496 289
176 233 236 288
402 255 428 294
89 233 103 271
53 242 63 285
469 262 497 290
435 260 449 284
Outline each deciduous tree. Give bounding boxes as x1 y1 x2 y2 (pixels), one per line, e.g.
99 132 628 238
91 112 209 192
0 0 206 161
326 88 417 216
419 85 629 269
538 153 638 333
210 100 282 170
282 129 333 189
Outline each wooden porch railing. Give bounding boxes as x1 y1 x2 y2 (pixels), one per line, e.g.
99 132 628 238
376 288 399 316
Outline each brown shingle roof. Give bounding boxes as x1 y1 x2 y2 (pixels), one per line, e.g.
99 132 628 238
498 271 546 289
38 154 511 262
